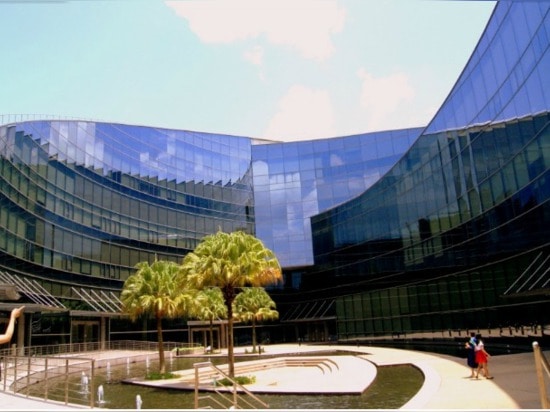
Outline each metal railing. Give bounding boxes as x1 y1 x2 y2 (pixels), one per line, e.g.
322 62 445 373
0 340 196 409
0 340 197 358
1 354 96 408
191 357 338 409
0 114 101 125
193 361 269 410
532 341 550 408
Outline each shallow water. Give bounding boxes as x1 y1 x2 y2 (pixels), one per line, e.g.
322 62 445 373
25 356 423 409
258 365 423 410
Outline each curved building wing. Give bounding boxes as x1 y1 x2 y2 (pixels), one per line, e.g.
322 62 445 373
252 128 422 268
0 121 255 301
309 1 550 338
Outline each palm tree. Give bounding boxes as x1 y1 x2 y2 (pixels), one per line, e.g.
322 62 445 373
194 287 227 351
234 287 278 353
121 259 192 374
182 230 282 377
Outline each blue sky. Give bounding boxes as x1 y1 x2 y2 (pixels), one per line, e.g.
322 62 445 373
0 0 495 142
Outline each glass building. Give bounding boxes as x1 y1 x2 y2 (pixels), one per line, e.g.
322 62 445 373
0 1 548 346
310 1 550 339
252 128 421 269
0 120 257 345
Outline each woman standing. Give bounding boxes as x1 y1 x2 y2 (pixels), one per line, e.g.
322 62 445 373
465 332 478 378
474 333 493 379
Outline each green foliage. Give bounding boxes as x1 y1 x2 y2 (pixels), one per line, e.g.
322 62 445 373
120 258 195 374
234 287 278 353
145 372 180 380
193 287 227 349
120 259 190 322
181 230 282 378
233 287 278 323
171 346 204 354
215 375 256 386
182 230 282 293
194 288 227 321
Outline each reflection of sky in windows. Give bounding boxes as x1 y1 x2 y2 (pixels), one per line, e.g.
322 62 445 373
21 121 252 186
312 1 550 268
12 119 420 269
10 119 421 269
426 3 549 135
252 128 422 267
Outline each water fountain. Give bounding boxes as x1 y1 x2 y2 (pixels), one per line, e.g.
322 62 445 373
136 394 143 410
80 372 89 395
97 385 105 405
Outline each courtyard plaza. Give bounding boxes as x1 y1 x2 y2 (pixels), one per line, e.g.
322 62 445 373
0 342 546 410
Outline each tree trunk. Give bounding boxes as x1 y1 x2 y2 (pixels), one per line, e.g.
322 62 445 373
209 318 214 351
222 285 237 378
227 301 235 378
223 286 236 378
156 315 165 375
252 319 257 353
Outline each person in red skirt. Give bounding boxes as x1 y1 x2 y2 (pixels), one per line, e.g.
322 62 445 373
474 333 494 379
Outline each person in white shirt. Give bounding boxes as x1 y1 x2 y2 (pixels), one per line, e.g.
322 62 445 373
474 333 493 379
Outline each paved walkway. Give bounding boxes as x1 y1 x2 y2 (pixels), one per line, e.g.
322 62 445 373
0 343 547 409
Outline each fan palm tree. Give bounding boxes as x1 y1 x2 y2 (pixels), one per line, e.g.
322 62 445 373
194 287 227 351
182 230 282 377
121 259 193 374
234 287 278 353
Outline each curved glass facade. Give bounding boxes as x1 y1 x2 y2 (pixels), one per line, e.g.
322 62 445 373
0 120 254 300
0 1 549 343
310 1 550 338
252 128 421 268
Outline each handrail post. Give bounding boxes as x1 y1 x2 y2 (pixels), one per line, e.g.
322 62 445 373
2 356 6 391
90 360 95 408
44 358 48 402
26 356 31 397
533 341 550 409
194 364 200 409
64 359 69 405
13 355 17 394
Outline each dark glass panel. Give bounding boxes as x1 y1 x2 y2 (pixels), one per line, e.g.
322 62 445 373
490 172 505 204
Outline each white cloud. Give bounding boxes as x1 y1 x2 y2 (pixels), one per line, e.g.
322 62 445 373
262 85 336 141
165 0 346 61
243 45 266 80
243 45 264 66
330 153 343 167
357 68 416 131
